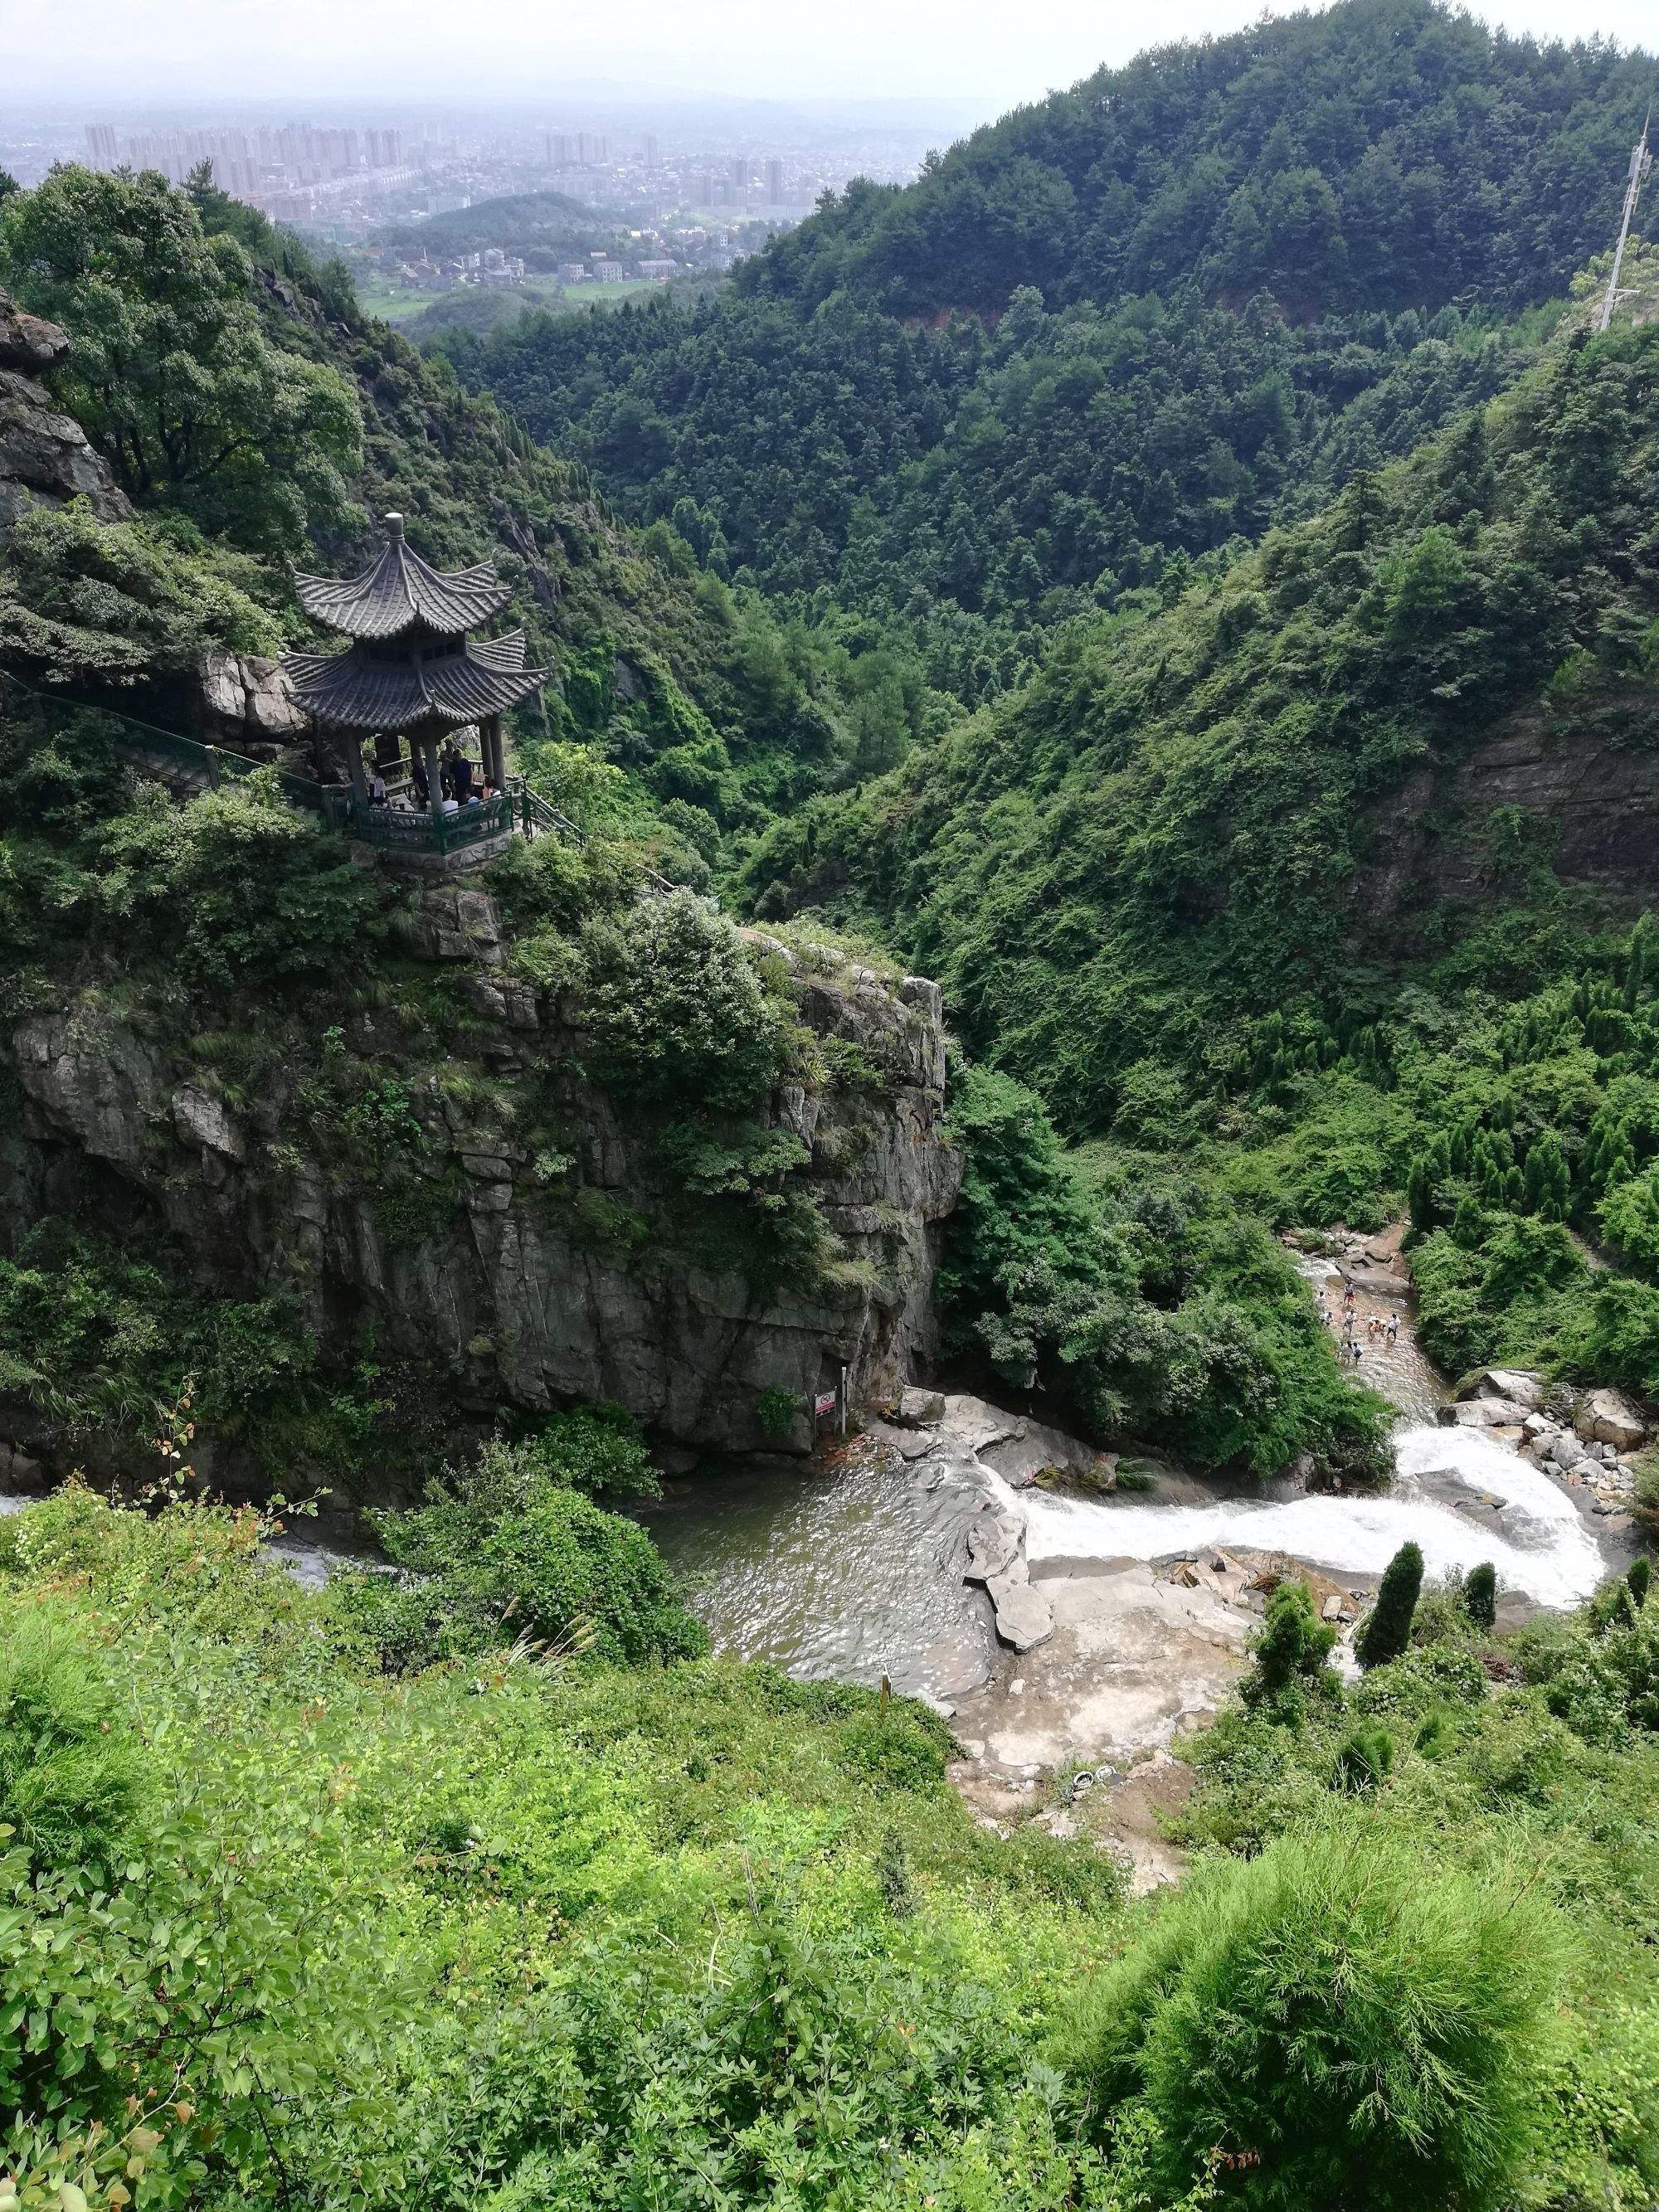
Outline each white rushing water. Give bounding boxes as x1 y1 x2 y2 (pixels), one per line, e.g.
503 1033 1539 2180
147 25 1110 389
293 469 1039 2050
994 1247 1612 1611
998 1422 1606 1607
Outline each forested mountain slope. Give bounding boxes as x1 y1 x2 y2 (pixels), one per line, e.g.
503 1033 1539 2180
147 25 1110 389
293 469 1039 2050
0 163 1396 1493
440 0 1646 712
746 316 1659 1102
747 0 1648 318
747 307 1659 1396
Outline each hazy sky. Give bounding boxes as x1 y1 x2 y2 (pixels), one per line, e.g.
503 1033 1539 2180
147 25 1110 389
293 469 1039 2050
10 0 1655 109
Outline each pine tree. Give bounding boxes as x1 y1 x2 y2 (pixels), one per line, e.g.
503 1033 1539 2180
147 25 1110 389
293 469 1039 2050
1464 1561 1497 1630
1355 1542 1423 1670
1451 1191 1486 1248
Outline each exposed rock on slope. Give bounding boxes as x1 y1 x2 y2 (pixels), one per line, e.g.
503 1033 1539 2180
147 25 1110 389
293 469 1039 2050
1356 702 1659 929
0 288 130 532
2 888 961 1480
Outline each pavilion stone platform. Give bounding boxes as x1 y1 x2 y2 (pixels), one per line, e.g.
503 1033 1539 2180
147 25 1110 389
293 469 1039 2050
283 513 548 872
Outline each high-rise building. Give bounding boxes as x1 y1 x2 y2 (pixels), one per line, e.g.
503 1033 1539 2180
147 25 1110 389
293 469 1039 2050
85 124 119 168
547 132 572 167
766 158 784 204
644 134 659 168
693 171 714 207
730 155 747 190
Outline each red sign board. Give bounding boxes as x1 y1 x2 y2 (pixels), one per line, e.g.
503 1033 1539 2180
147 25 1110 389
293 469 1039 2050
814 1390 838 1417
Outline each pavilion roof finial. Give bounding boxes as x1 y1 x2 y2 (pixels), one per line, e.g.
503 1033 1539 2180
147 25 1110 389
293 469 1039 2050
292 518 511 642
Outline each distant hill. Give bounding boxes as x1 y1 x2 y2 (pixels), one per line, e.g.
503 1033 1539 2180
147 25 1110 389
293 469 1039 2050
376 189 630 272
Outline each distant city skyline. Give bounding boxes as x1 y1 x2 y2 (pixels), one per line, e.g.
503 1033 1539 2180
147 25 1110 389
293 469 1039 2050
7 0 1656 110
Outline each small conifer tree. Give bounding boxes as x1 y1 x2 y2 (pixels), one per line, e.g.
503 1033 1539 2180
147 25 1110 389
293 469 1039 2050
1243 1578 1336 1709
1627 1555 1652 1609
1464 1561 1497 1630
1356 1542 1424 1670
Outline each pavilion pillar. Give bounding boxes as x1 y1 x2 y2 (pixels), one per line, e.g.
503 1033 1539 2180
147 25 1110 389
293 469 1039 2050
421 732 443 820
484 713 504 789
338 732 369 815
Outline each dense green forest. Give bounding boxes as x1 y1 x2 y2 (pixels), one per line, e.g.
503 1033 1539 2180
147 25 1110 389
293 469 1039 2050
0 163 946 868
6 8 1659 2205
438 0 1645 709
0 160 1394 1486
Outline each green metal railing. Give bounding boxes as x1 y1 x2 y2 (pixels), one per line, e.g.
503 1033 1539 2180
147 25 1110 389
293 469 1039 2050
347 790 517 856
515 780 675 897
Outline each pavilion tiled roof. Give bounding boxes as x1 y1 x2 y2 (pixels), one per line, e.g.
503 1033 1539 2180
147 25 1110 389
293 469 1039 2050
283 629 547 733
292 513 512 640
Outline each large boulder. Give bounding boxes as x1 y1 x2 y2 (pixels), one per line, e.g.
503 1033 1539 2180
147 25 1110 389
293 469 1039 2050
1574 1388 1647 1453
1441 1397 1535 1430
964 1510 1023 1582
1460 1368 1545 1412
0 292 67 375
985 1571 1054 1652
198 649 310 744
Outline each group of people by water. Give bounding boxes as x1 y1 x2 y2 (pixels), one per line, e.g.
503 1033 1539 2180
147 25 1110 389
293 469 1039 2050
1315 1279 1400 1367
363 739 501 815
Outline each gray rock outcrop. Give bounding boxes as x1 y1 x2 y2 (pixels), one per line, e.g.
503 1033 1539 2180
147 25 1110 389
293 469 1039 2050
2 892 963 1482
0 287 131 534
197 649 309 746
1575 1387 1647 1453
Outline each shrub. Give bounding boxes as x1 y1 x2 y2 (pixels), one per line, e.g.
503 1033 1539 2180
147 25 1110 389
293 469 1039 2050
0 1608 144 1874
755 1384 800 1441
1331 1722 1398 1793
346 1437 706 1670
99 771 384 987
574 892 797 1111
1060 1830 1564 2210
1356 1542 1424 1670
1242 1578 1337 1716
509 1403 660 1501
1465 1560 1498 1630
1628 1555 1652 1609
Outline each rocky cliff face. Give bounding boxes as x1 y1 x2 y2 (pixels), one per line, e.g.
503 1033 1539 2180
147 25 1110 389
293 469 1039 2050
2 887 961 1486
1353 695 1659 936
0 289 130 535
0 285 302 749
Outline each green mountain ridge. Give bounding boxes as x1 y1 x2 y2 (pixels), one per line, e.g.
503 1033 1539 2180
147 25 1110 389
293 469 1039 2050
437 0 1646 711
3 33 1659 2212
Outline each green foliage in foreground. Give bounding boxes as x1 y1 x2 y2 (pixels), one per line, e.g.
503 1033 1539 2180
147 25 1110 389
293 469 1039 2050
7 1482 1659 2209
1063 1829 1563 2211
